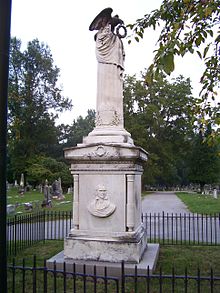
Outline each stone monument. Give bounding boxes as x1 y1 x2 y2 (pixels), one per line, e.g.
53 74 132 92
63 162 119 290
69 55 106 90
48 7 159 274
19 173 25 195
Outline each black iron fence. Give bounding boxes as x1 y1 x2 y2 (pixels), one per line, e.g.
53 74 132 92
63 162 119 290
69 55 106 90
7 256 220 293
7 211 220 256
7 211 72 256
143 212 220 246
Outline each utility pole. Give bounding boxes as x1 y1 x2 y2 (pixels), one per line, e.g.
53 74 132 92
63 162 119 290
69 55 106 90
0 0 12 292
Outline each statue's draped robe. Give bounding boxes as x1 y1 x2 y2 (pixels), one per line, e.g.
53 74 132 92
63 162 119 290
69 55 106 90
95 24 125 128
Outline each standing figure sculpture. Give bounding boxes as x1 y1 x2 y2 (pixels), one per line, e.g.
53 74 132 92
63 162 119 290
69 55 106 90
89 8 127 129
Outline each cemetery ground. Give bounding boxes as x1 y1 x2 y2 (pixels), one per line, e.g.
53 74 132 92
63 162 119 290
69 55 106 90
142 191 220 215
7 188 220 216
7 187 72 215
7 190 220 291
176 192 220 214
7 240 220 292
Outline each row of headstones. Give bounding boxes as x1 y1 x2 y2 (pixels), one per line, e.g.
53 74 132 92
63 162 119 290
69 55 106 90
7 175 73 214
144 184 219 198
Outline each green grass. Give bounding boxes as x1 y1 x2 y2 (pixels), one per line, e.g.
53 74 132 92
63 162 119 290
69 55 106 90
7 241 220 292
176 192 220 214
7 187 72 215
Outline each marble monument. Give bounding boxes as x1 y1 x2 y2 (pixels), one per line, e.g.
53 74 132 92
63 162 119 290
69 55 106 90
63 8 151 265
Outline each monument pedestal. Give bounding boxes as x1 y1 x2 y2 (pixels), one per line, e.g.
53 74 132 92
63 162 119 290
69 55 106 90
47 243 159 277
64 141 148 264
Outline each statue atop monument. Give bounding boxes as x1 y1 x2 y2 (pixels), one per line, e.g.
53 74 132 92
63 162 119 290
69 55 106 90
89 7 126 70
88 8 129 133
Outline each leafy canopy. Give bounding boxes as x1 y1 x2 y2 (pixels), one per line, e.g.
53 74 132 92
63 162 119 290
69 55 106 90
127 0 220 135
123 73 196 186
8 37 72 181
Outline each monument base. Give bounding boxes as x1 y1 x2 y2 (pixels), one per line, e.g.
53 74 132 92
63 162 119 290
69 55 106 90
47 243 159 277
79 126 134 146
64 224 147 263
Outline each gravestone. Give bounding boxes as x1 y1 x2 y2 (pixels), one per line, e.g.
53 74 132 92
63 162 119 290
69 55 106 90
67 187 73 194
51 178 65 200
7 204 16 215
19 173 25 195
42 179 52 208
213 188 218 199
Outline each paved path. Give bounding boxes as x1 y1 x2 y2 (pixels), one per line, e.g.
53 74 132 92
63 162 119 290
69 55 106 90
142 191 190 214
141 192 220 243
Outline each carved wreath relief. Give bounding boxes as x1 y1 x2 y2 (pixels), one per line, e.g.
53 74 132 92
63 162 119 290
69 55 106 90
88 184 116 217
95 111 121 126
84 145 119 159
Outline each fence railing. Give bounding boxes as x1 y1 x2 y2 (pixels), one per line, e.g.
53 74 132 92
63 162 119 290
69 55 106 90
7 211 220 256
143 212 220 245
7 211 72 256
7 256 220 293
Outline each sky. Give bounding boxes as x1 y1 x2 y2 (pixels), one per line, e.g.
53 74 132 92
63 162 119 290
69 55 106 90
11 0 206 125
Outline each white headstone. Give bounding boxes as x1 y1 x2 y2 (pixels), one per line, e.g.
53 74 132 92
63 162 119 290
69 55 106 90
213 188 218 199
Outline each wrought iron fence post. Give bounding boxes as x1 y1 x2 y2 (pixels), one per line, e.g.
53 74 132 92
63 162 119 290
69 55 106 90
14 215 17 256
33 255 37 293
43 258 48 293
162 211 165 245
43 210 46 243
121 261 125 293
210 267 214 293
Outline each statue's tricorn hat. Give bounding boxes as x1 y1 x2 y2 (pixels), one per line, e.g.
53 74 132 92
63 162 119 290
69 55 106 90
89 7 113 31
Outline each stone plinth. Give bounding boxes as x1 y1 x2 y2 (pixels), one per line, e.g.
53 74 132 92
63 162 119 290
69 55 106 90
64 143 148 263
47 243 160 277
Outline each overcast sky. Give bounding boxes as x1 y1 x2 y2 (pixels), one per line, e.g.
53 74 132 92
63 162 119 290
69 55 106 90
11 0 206 125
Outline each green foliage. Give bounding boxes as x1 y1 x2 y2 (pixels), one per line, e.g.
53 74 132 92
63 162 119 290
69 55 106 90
25 156 72 187
123 73 196 187
8 37 72 182
177 192 220 214
61 109 95 147
188 125 220 190
128 0 220 136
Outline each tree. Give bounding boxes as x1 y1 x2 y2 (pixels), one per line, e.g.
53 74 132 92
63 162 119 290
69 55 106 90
25 155 72 188
188 124 220 192
128 0 220 136
61 109 95 148
8 37 72 181
123 72 196 187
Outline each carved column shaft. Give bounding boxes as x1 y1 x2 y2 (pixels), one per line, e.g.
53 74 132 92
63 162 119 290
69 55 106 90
73 174 79 229
126 174 135 232
96 63 124 128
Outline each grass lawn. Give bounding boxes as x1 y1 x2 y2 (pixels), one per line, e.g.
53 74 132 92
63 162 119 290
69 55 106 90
176 192 220 214
8 241 220 275
7 187 72 215
7 241 220 292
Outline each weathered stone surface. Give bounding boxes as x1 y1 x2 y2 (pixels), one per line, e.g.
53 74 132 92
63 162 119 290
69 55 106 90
64 142 148 263
47 244 160 276
64 234 147 263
